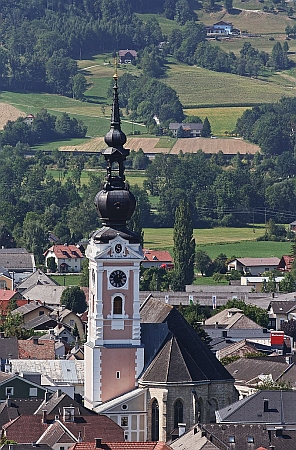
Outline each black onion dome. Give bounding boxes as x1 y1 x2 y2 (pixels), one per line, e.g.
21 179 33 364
104 73 127 149
95 188 136 227
93 70 140 244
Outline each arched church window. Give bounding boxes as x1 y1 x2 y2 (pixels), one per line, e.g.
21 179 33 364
113 296 123 315
174 399 183 429
151 399 159 441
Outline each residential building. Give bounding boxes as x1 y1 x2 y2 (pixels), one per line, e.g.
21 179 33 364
241 276 284 292
169 123 203 138
0 267 13 290
278 254 293 272
17 269 59 294
0 289 24 315
118 49 137 63
205 21 240 36
268 300 296 330
44 245 84 273
225 355 296 398
0 248 36 283
22 285 67 308
142 249 173 269
227 257 280 276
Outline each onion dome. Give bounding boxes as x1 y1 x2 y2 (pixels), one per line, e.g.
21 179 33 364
93 70 139 243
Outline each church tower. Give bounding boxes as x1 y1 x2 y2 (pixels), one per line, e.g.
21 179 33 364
84 72 144 410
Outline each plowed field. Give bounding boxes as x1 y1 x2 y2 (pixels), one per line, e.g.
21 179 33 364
0 103 26 129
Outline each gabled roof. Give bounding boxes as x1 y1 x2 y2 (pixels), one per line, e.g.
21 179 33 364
225 356 296 387
0 289 19 301
118 49 137 57
17 269 58 291
2 445 52 450
12 301 53 316
142 249 172 263
70 443 171 450
23 315 58 330
230 257 280 267
22 285 67 305
140 301 233 383
218 339 261 360
269 300 296 314
170 426 220 450
44 245 83 259
0 397 44 427
34 390 94 418
18 338 56 359
205 308 262 329
140 296 173 323
169 123 203 131
0 248 35 271
216 390 296 424
0 267 11 278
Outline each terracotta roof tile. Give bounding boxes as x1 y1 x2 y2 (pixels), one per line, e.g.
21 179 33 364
44 245 83 259
70 443 172 450
142 249 172 263
18 339 55 359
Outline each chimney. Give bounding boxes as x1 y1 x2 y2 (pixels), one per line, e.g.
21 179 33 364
222 330 227 338
45 391 51 402
33 337 38 345
57 389 62 397
275 427 283 438
178 423 186 437
95 438 102 448
27 299 30 304
6 395 11 407
264 399 269 412
42 410 47 424
78 431 82 443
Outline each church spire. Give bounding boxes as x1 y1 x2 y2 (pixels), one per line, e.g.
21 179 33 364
93 72 138 239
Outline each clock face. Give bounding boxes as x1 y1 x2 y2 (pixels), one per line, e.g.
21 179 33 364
109 270 127 288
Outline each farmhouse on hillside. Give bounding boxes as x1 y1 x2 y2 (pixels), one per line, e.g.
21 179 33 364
169 122 203 138
118 49 137 64
206 21 240 36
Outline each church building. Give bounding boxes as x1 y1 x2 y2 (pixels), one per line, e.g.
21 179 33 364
84 72 238 443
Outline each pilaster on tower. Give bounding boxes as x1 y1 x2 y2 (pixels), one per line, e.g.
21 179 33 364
84 72 144 410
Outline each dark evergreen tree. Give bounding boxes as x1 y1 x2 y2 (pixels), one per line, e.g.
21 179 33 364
201 117 212 137
171 199 195 291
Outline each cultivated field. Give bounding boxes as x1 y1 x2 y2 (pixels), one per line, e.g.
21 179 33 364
0 103 26 129
59 135 260 154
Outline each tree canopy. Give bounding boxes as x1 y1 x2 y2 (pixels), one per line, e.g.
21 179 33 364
60 286 87 313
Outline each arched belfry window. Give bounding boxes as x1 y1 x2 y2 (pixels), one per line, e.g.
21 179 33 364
151 399 159 441
174 399 183 429
113 296 123 315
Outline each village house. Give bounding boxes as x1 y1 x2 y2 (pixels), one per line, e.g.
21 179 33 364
44 244 84 273
118 49 137 64
169 122 203 138
227 257 280 276
0 267 13 290
277 254 293 272
268 300 296 330
241 275 284 292
142 249 173 269
205 21 240 36
0 248 36 284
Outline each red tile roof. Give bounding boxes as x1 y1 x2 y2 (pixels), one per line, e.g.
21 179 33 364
18 338 56 359
3 415 124 444
142 249 172 263
69 443 172 450
44 245 84 259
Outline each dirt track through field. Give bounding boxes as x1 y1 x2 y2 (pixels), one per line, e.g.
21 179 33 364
0 103 26 129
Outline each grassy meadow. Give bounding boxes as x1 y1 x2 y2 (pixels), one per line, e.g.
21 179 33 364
143 226 291 259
